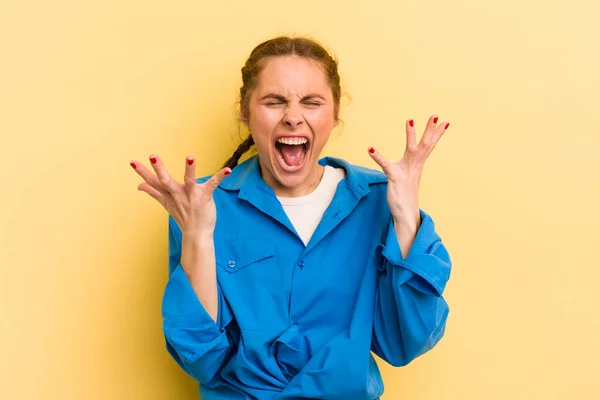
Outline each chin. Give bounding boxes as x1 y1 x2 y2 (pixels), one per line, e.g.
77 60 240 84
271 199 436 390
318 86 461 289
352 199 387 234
264 149 320 194
256 133 326 194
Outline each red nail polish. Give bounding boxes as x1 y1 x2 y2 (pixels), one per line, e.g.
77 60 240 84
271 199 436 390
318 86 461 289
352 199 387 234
409 119 414 127
130 162 137 169
445 123 450 129
187 158 194 165
368 147 375 154
150 156 157 164
224 170 231 176
433 117 439 124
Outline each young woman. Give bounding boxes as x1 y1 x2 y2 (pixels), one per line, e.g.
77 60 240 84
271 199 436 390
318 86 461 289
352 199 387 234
130 36 452 400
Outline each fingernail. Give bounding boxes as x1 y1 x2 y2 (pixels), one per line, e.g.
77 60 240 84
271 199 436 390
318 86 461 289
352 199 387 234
433 116 439 124
224 170 231 176
368 147 375 154
409 119 414 127
445 123 450 129
187 158 194 165
130 162 137 169
150 156 157 164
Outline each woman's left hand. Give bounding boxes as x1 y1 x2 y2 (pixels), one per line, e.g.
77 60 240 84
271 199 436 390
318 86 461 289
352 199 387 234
368 115 450 231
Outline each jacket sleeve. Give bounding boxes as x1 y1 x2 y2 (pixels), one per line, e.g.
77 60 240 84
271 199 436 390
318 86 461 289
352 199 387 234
161 216 234 386
371 209 451 367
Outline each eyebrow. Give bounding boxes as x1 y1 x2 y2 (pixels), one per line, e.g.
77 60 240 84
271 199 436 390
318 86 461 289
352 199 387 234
259 93 327 101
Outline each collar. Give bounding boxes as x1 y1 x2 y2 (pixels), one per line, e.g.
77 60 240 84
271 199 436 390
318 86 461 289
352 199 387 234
219 155 387 197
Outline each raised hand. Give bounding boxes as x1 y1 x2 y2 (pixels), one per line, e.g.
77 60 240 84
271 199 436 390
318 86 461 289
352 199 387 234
368 115 450 231
130 154 231 236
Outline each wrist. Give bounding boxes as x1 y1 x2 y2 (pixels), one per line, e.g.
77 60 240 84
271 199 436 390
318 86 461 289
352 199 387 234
182 228 214 242
180 233 216 278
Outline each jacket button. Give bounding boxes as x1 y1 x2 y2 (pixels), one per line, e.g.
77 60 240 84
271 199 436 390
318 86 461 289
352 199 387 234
298 260 305 268
228 260 236 268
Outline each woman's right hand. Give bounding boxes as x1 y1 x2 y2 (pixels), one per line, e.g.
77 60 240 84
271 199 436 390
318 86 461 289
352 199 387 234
130 154 231 236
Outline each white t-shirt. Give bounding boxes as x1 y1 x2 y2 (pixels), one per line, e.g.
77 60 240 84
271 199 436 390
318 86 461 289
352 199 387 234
276 165 346 246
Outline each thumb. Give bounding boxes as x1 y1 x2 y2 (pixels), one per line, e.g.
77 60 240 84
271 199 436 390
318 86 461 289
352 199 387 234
204 167 232 195
368 147 392 175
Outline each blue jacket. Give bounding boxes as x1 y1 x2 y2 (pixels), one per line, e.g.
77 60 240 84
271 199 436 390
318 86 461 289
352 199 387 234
162 155 451 399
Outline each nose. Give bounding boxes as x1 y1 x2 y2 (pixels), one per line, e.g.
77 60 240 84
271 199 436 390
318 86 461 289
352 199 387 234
282 106 304 129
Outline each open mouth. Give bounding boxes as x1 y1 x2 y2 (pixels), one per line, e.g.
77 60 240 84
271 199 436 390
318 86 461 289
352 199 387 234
274 136 310 172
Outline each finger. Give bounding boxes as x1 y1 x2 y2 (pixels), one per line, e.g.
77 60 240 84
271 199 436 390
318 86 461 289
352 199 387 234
202 167 232 196
406 119 417 151
137 182 166 205
432 121 450 143
367 147 393 175
426 122 450 155
184 156 197 189
148 154 179 193
130 160 168 194
420 115 439 147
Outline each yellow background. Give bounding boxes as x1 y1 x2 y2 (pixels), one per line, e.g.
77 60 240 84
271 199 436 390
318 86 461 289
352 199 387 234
2 0 599 399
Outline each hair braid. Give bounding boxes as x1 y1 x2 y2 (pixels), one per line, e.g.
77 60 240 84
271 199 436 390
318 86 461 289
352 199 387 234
222 135 254 169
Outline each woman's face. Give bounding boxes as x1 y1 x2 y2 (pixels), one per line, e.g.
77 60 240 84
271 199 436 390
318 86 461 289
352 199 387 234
245 55 338 197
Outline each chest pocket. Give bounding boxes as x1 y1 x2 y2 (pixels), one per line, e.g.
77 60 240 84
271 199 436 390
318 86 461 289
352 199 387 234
216 236 276 274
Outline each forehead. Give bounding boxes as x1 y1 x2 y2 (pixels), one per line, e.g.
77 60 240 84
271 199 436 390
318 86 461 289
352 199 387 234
255 56 331 96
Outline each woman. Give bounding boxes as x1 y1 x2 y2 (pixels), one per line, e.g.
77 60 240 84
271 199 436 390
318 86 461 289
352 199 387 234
130 36 452 400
